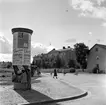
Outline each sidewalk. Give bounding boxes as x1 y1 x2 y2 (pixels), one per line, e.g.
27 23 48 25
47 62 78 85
0 73 87 105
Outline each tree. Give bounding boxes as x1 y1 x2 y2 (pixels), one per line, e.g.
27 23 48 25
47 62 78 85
68 59 76 68
74 43 89 69
35 60 42 68
31 60 35 65
55 55 62 68
7 62 12 68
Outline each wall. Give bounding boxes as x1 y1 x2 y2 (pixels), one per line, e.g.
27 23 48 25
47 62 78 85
86 45 106 73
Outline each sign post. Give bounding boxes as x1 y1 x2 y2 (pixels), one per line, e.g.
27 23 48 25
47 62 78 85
12 28 33 90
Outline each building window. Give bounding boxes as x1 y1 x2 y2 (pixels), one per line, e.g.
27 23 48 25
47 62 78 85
96 56 99 60
95 48 98 52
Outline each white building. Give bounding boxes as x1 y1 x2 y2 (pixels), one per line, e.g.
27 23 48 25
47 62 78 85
86 44 106 73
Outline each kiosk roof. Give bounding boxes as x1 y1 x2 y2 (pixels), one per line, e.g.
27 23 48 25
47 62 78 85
12 28 33 34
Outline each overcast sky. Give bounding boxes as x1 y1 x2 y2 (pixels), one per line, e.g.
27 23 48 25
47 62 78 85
0 0 106 61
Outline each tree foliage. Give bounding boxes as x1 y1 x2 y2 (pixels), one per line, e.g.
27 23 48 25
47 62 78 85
32 43 89 69
74 43 89 69
55 55 62 68
68 59 76 68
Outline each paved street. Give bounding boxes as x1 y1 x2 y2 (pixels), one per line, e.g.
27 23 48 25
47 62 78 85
52 73 106 105
0 73 85 105
0 72 106 105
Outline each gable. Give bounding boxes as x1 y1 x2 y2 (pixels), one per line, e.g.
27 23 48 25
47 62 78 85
90 44 106 52
88 44 106 58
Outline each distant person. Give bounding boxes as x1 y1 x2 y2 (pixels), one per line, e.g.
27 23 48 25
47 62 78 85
53 68 58 79
74 69 78 75
50 71 52 76
63 69 66 76
37 67 41 76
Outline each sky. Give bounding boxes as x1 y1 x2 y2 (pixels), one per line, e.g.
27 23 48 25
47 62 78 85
0 0 106 61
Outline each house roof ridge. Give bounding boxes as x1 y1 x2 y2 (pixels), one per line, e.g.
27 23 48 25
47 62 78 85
90 43 106 51
48 47 74 54
57 48 73 51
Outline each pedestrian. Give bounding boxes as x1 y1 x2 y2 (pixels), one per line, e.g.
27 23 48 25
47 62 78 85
63 69 66 76
74 69 78 75
50 71 52 76
37 67 41 76
53 68 58 79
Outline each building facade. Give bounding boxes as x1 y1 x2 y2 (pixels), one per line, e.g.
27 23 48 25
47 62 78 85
57 48 76 66
86 44 106 73
33 47 77 68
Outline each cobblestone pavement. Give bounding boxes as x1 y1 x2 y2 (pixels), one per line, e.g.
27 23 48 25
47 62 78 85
0 73 84 105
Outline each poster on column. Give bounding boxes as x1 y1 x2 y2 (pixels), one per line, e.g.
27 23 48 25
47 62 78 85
13 32 31 65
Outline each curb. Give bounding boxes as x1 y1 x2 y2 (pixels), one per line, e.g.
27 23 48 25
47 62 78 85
19 91 88 105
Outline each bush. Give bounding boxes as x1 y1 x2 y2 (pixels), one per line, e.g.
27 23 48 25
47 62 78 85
2 75 5 77
92 67 98 73
99 70 105 74
55 55 62 68
57 69 62 73
68 59 76 68
75 65 80 69
70 68 76 73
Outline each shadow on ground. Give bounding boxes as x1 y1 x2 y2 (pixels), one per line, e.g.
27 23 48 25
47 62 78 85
15 88 61 105
15 89 53 104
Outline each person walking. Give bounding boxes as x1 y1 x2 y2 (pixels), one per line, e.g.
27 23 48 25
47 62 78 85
53 68 58 79
63 69 66 76
74 69 78 75
50 71 52 76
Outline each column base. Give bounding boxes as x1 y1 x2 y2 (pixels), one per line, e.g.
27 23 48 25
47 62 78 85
14 82 31 90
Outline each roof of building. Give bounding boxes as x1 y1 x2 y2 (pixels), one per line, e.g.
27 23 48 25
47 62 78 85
47 49 58 54
58 48 73 52
48 48 73 54
90 44 106 51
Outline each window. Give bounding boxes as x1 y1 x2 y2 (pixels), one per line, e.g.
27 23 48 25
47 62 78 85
95 48 98 52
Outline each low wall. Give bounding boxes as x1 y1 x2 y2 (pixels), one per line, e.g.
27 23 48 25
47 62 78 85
0 68 13 72
41 68 82 73
40 68 95 73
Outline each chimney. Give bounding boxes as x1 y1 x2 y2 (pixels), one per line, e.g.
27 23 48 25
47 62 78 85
63 46 66 49
68 46 70 48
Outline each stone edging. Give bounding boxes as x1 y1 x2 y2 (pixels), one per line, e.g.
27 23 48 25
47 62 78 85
19 91 88 105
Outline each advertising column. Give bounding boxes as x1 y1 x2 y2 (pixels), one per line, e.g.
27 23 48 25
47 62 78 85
12 28 33 90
